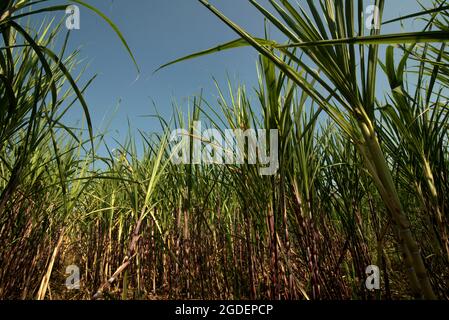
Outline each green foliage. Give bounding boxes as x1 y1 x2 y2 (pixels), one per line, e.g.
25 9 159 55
1 0 449 300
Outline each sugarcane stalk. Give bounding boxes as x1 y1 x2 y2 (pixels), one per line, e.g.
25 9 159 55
359 117 436 299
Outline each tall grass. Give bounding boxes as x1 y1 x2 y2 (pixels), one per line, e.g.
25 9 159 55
1 0 449 300
161 0 449 299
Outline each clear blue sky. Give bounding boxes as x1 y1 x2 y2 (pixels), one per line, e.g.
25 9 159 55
35 0 430 149
60 0 265 144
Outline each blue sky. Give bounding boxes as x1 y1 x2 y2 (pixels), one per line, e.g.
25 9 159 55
35 0 430 149
60 0 266 142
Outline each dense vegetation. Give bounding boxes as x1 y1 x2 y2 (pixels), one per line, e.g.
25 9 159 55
1 0 448 300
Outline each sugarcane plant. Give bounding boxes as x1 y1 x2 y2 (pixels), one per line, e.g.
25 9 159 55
0 0 137 299
2 0 449 300
159 0 449 299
